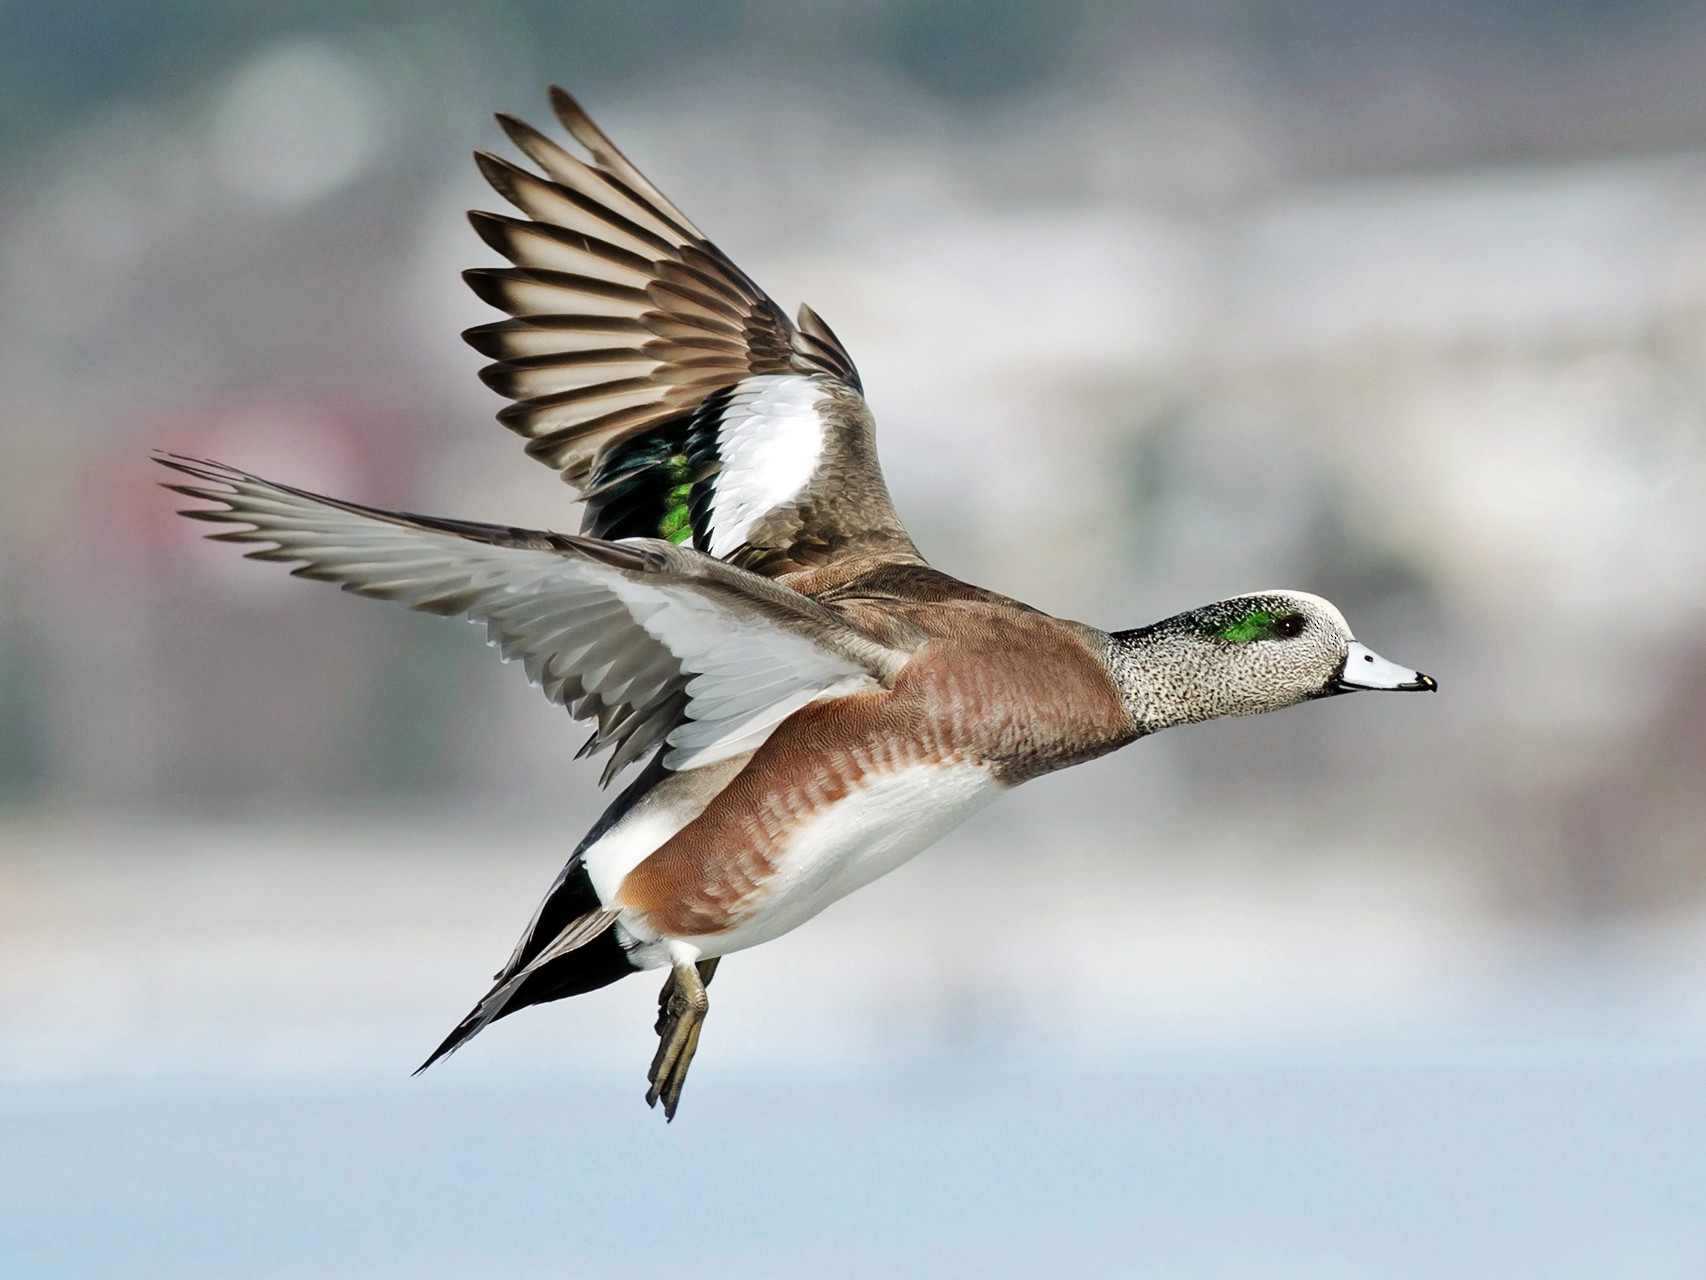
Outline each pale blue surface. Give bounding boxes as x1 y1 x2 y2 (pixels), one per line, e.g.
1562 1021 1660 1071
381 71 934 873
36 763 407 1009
5 1042 1705 1280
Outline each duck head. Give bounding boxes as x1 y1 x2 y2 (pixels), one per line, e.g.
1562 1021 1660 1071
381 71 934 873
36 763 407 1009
1108 590 1435 733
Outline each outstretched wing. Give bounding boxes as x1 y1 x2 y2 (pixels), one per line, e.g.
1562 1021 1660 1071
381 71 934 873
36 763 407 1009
159 456 910 782
465 87 923 577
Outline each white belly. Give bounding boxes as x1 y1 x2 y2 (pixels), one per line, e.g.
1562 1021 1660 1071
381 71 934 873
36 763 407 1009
679 761 1001 960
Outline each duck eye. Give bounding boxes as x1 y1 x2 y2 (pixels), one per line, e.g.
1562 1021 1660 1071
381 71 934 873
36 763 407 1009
1274 613 1306 638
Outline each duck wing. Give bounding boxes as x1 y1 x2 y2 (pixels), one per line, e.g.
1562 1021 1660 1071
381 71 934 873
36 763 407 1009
158 456 910 783
464 88 923 578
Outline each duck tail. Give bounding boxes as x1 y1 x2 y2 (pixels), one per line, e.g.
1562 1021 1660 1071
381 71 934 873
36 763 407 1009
413 910 635 1074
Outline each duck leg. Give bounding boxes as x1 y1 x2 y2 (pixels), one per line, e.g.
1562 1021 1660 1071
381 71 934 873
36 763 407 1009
647 957 718 1119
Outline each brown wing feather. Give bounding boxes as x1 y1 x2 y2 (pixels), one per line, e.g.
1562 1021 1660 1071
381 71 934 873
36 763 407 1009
465 89 922 578
469 94 842 482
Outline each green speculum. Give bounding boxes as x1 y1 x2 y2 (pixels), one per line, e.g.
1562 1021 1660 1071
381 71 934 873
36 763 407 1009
659 453 694 544
1218 609 1275 643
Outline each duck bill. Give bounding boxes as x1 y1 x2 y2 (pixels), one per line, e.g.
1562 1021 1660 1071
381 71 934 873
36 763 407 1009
1333 641 1437 693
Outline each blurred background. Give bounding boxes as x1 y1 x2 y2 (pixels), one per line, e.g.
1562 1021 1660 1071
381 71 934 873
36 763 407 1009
4 1 1706 1276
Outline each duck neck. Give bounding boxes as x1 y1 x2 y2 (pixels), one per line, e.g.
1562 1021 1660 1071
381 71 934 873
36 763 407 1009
1103 625 1230 734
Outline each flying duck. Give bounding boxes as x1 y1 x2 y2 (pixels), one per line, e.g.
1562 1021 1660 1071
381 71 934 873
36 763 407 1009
159 88 1435 1119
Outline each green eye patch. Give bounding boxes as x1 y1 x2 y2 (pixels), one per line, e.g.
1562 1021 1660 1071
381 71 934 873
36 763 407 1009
1218 609 1276 643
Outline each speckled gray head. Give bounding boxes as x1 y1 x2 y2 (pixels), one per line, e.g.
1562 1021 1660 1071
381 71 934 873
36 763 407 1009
1106 589 1435 735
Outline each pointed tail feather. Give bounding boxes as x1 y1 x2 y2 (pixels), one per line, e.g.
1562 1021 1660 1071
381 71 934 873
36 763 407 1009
414 908 632 1074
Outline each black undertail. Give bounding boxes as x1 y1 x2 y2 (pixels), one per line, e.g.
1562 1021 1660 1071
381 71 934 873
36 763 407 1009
413 754 673 1073
501 927 633 1009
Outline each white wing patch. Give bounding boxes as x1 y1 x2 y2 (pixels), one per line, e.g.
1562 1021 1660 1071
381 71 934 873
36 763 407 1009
706 375 828 558
412 554 881 773
596 574 876 770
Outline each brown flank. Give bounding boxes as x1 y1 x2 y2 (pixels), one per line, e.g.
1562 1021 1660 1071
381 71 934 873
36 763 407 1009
615 565 1137 937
